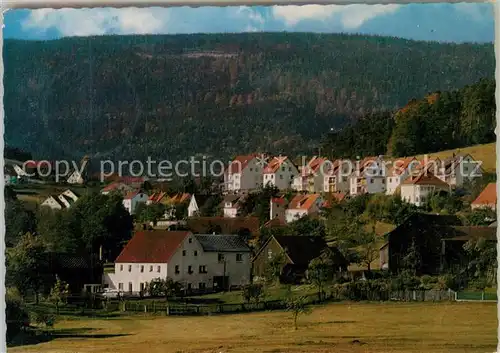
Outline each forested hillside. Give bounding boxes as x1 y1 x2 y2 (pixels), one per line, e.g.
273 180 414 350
323 78 495 159
4 33 494 162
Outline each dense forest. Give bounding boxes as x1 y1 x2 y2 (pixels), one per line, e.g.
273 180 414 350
323 78 495 159
4 33 494 162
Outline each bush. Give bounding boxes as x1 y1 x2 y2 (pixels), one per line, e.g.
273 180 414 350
6 297 29 342
242 283 265 303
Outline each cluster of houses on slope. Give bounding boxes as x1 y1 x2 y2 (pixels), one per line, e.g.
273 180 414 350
223 153 483 206
41 189 80 210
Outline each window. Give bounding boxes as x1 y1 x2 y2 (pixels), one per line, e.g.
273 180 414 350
157 266 161 273
199 282 206 290
150 265 153 272
182 250 186 256
218 254 225 263
250 168 253 172
187 283 192 290
128 282 133 293
382 179 385 184
140 265 144 273
188 265 193 274
289 167 292 172
268 249 273 259
281 167 285 172
194 250 198 256
279 174 283 180
128 265 132 272
370 179 374 184
140 283 145 292
175 265 180 274
120 264 123 271
199 265 207 273
189 238 192 243
389 178 392 182
236 253 243 262
118 283 123 291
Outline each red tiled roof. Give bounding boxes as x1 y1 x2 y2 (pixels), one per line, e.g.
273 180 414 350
226 154 259 174
472 183 496 206
402 172 449 186
263 156 292 174
115 231 190 263
322 193 347 207
288 194 321 210
102 182 129 192
271 197 287 205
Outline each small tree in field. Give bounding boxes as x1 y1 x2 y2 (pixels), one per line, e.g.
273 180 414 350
285 296 312 330
48 276 70 315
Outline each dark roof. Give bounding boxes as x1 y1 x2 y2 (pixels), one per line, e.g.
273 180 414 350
273 235 328 266
186 217 260 236
192 194 212 208
441 226 497 241
194 234 251 253
115 231 190 263
49 253 100 270
221 194 243 206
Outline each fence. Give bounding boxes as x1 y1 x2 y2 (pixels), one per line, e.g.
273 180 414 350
455 291 497 302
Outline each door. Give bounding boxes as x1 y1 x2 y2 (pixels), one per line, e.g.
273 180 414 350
213 276 229 291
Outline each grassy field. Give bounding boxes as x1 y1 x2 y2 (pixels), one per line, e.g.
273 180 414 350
414 142 496 173
9 302 496 353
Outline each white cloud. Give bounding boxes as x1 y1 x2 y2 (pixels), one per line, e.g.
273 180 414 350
272 4 400 29
22 8 167 36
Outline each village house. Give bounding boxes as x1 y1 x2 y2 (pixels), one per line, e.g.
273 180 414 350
122 190 149 215
434 153 483 188
269 196 288 224
66 156 90 185
262 156 298 190
385 157 419 195
323 159 351 194
187 194 212 217
471 183 496 211
379 213 464 275
146 191 168 205
400 172 449 207
41 189 80 210
285 193 323 224
221 194 245 218
252 235 348 284
292 157 329 193
223 154 263 194
103 230 252 294
349 156 387 196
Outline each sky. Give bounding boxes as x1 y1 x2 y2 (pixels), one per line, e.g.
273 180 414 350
3 3 495 43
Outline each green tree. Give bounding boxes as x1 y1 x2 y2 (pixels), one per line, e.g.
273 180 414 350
264 251 287 285
6 232 51 303
307 252 335 301
146 277 183 303
285 296 312 330
48 276 70 315
242 283 265 303
5 199 36 247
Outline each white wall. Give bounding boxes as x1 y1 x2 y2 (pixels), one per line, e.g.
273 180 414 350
187 197 199 217
285 209 308 223
223 206 238 218
400 184 447 207
269 200 286 222
263 161 298 190
104 262 168 293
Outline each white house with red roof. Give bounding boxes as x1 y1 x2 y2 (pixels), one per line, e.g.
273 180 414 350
224 154 263 193
349 156 387 196
292 157 329 193
400 172 450 207
122 190 149 215
434 153 483 188
103 230 252 295
262 156 298 190
385 157 419 195
270 196 288 223
285 194 323 223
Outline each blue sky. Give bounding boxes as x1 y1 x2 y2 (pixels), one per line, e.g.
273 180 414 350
3 4 495 43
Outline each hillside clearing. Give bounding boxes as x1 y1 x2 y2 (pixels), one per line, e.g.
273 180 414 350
9 302 496 353
414 142 496 173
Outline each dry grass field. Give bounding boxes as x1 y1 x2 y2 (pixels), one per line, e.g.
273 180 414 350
9 302 497 353
414 142 496 174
